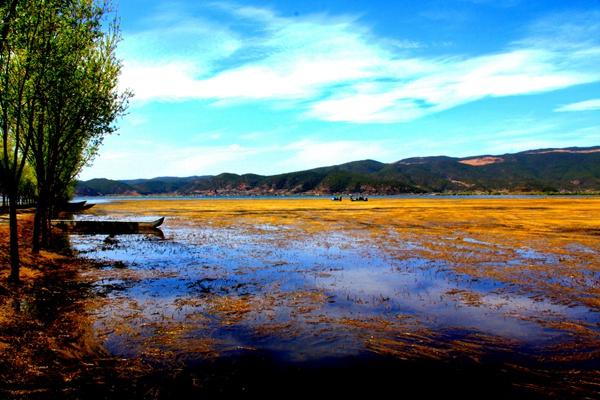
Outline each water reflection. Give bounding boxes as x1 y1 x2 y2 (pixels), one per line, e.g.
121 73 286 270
68 216 600 364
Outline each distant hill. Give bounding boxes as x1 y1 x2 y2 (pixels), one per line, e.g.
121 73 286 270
76 146 600 196
76 178 138 196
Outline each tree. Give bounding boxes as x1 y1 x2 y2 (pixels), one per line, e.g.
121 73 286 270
29 0 129 252
0 1 17 209
1 0 129 281
0 0 43 283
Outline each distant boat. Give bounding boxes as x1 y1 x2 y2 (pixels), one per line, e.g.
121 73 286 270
52 217 164 234
350 195 368 202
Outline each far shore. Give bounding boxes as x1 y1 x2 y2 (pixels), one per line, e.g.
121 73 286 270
73 192 600 200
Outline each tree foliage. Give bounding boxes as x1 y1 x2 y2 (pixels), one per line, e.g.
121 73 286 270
28 0 130 251
0 0 43 281
0 0 129 280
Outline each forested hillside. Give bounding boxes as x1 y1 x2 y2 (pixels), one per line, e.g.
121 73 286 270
76 147 600 195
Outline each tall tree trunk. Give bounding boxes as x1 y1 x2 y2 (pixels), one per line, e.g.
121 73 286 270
32 183 49 252
41 200 50 248
32 202 42 253
8 191 20 283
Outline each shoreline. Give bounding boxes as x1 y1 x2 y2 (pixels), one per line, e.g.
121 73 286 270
73 193 600 202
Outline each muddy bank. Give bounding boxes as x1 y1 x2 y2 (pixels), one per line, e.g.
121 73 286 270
0 216 110 398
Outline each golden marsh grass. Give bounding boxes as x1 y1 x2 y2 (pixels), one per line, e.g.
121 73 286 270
68 197 600 395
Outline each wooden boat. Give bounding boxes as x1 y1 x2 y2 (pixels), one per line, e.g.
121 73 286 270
60 201 95 213
52 217 164 234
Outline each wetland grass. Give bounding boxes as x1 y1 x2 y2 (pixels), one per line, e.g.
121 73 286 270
2 198 600 398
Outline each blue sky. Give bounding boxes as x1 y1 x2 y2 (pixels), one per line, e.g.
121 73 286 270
81 0 600 180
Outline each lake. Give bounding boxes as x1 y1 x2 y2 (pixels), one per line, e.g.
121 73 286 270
64 197 600 398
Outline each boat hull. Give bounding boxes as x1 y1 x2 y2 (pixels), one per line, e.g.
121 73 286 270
52 217 164 234
60 201 95 213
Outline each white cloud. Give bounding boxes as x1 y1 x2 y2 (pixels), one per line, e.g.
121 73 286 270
119 5 600 123
168 143 256 174
309 94 426 123
309 49 595 123
120 15 242 66
83 142 262 179
81 136 395 180
121 7 393 102
555 98 600 112
81 119 600 180
120 61 201 101
281 139 392 171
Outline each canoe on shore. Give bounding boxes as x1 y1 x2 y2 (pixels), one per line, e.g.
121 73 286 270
51 217 164 234
60 201 95 213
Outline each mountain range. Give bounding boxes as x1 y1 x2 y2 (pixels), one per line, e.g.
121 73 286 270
76 146 600 196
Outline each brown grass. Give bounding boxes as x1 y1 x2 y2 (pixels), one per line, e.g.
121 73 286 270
459 156 504 166
0 216 112 396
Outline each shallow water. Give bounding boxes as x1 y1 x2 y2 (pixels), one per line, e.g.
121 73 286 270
68 200 600 367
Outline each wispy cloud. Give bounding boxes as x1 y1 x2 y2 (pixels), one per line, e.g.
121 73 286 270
280 139 392 171
86 141 263 179
81 119 600 180
555 98 600 112
82 136 393 179
310 48 595 123
122 4 398 103
119 4 600 123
